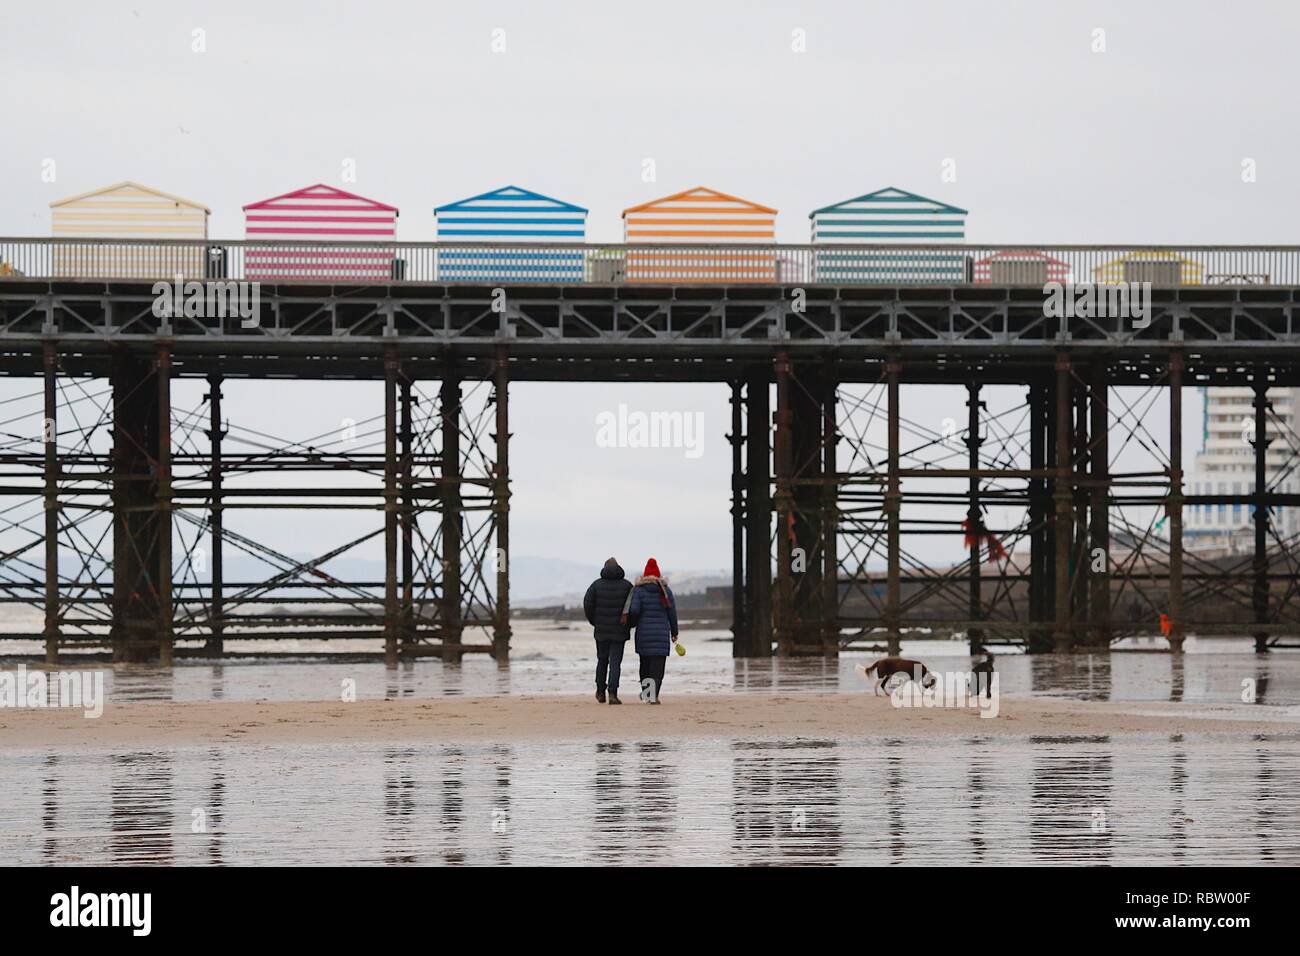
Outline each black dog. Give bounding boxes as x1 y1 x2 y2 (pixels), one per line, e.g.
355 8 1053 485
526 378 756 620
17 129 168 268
969 653 995 698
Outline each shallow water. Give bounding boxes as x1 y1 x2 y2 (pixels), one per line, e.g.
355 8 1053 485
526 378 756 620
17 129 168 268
5 624 1300 865
5 623 1300 706
6 734 1300 865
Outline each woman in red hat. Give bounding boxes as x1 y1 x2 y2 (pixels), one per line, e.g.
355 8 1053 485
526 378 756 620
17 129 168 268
621 557 678 703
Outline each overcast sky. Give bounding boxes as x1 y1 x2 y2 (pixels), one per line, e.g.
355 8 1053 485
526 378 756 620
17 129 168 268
1 0 1294 574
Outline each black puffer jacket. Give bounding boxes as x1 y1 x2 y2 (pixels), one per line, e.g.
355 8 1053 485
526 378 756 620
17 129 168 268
583 562 633 641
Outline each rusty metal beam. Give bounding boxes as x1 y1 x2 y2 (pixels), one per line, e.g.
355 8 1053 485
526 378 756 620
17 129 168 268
206 373 224 654
886 356 901 656
822 361 839 655
42 341 58 663
1253 381 1271 653
440 359 463 662
1168 352 1185 652
384 346 399 665
157 344 173 666
967 381 983 655
743 367 772 657
730 378 746 656
1028 378 1052 652
1054 350 1073 652
400 370 415 652
1089 361 1111 645
493 345 511 662
772 350 794 655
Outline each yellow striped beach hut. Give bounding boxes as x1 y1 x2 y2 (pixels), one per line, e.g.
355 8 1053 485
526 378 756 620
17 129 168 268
50 181 209 279
622 187 777 282
1092 251 1204 286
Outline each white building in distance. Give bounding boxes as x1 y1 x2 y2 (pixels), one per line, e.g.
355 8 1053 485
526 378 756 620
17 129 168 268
1185 386 1300 554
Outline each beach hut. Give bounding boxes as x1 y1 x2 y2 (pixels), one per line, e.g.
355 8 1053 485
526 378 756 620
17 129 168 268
49 181 209 279
974 250 1071 285
810 187 967 284
243 184 398 282
434 185 587 282
622 187 777 282
1092 251 1203 286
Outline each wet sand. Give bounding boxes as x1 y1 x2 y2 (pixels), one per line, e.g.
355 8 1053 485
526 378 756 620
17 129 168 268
4 692 1297 750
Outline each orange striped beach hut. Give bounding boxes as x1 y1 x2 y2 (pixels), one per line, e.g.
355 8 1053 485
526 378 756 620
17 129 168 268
622 187 777 282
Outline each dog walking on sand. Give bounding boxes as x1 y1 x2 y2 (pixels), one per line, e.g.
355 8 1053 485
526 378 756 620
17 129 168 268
970 652 995 698
857 656 938 696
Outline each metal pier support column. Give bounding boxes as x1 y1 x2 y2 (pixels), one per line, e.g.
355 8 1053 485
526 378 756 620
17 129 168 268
111 351 161 662
743 368 772 657
400 372 415 653
492 347 511 662
729 379 747 656
440 362 464 663
788 361 828 655
772 350 794 655
1089 362 1111 647
383 347 399 665
886 357 901 656
1073 372 1090 630
43 342 59 664
1027 378 1052 653
822 363 839 656
1053 350 1073 652
205 374 225 654
156 345 173 666
1253 381 1272 654
966 381 983 655
1167 353 1185 653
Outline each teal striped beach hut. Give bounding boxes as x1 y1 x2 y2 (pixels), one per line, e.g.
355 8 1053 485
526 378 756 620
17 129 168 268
434 185 587 281
810 187 968 284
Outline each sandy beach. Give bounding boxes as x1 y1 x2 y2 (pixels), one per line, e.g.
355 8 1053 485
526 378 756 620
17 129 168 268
4 692 1297 750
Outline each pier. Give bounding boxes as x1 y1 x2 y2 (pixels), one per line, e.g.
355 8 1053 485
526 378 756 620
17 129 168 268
3 238 1300 660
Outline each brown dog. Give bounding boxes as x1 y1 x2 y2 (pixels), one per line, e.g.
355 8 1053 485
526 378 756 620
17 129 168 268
859 657 937 696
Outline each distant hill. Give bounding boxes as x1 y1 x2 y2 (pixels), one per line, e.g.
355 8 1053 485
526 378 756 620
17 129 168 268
143 550 729 607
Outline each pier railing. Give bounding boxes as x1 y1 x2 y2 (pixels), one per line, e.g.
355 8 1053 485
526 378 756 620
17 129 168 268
2 238 1300 286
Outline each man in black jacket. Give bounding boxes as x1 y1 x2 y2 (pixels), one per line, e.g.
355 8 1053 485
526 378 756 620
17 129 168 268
583 557 633 704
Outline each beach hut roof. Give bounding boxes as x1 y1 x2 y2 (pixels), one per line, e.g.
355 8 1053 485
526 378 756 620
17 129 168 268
976 249 1069 265
244 183 398 215
435 185 586 214
810 186 967 218
50 180 210 213
623 186 776 217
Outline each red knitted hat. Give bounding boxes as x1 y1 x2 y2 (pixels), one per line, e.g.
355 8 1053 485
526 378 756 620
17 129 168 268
643 558 661 578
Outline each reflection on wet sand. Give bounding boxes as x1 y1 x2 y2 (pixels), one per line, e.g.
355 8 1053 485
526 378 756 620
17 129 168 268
14 730 1300 866
110 752 174 865
383 747 417 865
1029 737 1113 864
593 743 627 865
731 740 841 865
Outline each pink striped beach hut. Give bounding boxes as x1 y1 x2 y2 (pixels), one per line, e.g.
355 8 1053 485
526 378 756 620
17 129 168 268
973 250 1070 285
243 184 398 281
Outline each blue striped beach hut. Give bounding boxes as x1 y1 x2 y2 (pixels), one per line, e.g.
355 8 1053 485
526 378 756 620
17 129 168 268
810 187 968 284
434 185 587 281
